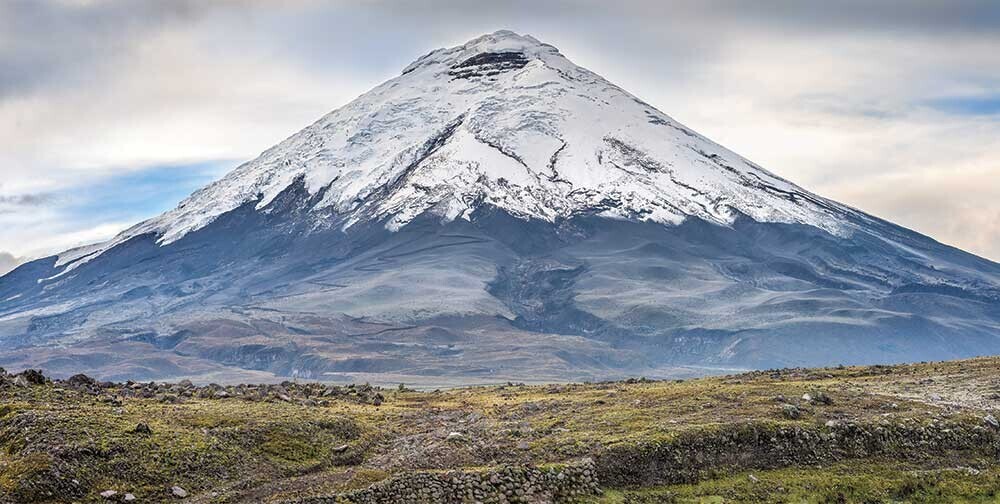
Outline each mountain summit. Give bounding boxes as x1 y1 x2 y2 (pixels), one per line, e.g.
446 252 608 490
1 31 999 382
89 30 845 255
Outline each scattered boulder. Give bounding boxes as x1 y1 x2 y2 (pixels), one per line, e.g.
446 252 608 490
17 369 46 386
521 402 542 412
100 490 118 499
158 394 180 404
67 373 99 392
985 414 999 429
811 391 833 405
99 395 123 407
782 404 802 419
171 486 188 498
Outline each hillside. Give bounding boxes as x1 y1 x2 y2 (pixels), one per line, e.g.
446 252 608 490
2 357 1000 503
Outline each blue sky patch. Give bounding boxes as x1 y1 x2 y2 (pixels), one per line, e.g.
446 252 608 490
63 160 234 227
926 95 1000 116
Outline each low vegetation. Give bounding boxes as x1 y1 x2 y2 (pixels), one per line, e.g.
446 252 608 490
1 357 999 503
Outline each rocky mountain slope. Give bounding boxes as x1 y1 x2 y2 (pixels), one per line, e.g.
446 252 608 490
0 31 998 382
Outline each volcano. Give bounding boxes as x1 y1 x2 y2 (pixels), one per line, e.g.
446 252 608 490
1 31 998 383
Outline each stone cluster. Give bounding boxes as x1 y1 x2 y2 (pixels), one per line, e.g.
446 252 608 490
298 460 599 504
0 368 385 406
0 368 48 387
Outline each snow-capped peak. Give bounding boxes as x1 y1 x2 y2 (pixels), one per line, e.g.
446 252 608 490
401 30 560 75
60 30 854 271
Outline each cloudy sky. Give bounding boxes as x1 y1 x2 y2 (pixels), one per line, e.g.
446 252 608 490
1 0 999 274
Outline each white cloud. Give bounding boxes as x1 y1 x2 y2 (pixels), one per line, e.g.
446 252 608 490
0 217 130 260
585 28 1000 260
0 252 22 276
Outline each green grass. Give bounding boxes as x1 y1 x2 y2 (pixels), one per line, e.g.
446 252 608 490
0 390 374 502
1 357 999 502
592 462 1000 503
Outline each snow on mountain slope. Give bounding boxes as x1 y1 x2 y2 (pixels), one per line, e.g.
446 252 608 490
2 31 998 382
68 30 857 272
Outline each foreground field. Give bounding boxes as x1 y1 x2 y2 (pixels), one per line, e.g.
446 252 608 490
2 357 1000 503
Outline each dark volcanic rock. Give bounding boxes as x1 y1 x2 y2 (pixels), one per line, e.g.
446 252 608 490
17 369 46 386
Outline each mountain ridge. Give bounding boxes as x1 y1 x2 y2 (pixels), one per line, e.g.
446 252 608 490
0 30 998 382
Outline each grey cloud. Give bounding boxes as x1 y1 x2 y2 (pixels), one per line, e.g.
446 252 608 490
5 1 997 109
9 0 997 99
0 0 204 97
0 193 53 206
359 0 1000 39
788 93 905 121
666 0 1000 35
0 193 55 214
